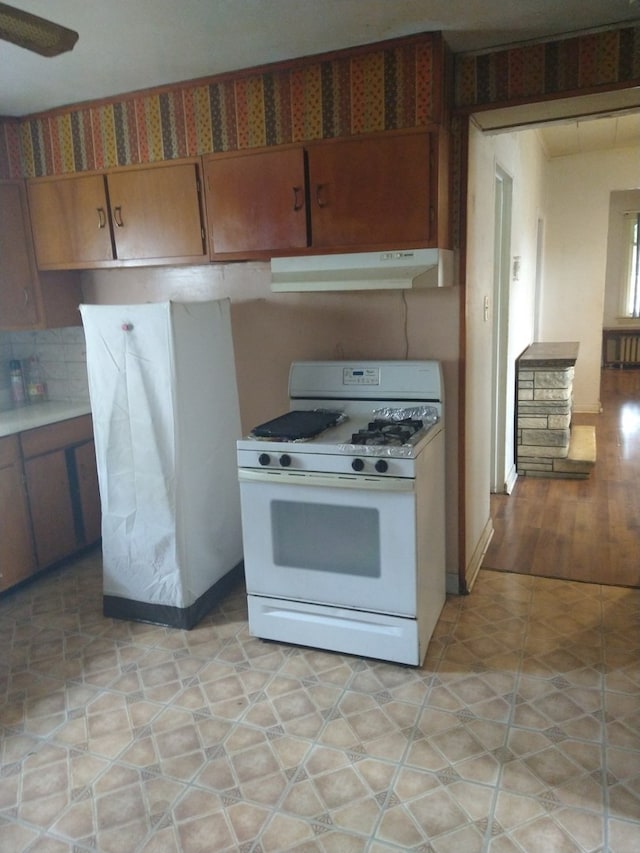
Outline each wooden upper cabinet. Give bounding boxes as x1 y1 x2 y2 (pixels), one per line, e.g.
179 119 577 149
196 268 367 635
204 130 446 259
203 146 308 258
0 181 44 328
107 162 206 262
27 173 114 268
27 160 207 270
307 132 434 251
0 180 82 331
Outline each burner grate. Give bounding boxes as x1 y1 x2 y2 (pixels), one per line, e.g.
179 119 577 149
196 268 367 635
350 418 424 446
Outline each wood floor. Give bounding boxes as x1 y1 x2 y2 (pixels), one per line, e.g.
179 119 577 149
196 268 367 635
483 368 640 587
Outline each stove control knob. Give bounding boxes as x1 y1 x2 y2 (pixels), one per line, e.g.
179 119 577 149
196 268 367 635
280 454 292 467
352 458 365 472
258 453 271 466
375 459 389 473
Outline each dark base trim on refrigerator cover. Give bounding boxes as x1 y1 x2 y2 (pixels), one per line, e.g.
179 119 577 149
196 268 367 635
103 562 244 629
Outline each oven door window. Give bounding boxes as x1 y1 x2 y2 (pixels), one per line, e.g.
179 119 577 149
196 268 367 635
272 500 380 577
239 477 416 614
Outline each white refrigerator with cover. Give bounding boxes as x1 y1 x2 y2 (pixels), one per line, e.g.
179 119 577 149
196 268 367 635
80 299 243 628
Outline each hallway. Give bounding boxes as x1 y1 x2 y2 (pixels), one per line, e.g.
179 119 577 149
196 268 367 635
483 369 640 588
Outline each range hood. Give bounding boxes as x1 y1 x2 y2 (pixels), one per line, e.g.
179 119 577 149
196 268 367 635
270 248 454 292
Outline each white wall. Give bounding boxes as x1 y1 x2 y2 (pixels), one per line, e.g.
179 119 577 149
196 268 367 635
603 189 640 327
465 124 546 585
541 145 640 411
81 263 462 588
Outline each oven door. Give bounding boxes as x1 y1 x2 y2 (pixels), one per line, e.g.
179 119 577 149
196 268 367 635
238 468 417 616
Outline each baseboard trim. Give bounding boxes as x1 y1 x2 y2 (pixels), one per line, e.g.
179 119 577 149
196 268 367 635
464 517 494 593
505 465 518 494
572 402 602 414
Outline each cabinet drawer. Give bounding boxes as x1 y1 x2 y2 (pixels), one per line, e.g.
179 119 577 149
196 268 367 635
0 435 21 468
20 414 93 458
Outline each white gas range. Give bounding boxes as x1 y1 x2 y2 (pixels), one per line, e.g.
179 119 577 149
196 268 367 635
237 360 446 666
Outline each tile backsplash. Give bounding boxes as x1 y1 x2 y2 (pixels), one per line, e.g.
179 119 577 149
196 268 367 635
0 326 89 410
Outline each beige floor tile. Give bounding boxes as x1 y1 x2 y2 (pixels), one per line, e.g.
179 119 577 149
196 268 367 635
1 557 639 852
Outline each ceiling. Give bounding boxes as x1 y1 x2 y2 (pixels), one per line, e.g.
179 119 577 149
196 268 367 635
538 112 640 157
1 0 640 118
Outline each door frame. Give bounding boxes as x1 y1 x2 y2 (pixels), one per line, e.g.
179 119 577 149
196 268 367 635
490 165 513 493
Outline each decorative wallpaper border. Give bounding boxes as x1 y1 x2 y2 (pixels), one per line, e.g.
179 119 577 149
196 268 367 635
455 25 640 110
0 37 440 180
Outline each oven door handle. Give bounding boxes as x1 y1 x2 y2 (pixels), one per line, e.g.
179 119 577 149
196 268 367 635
238 468 415 492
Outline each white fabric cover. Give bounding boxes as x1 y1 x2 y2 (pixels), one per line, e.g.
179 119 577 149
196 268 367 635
80 300 243 608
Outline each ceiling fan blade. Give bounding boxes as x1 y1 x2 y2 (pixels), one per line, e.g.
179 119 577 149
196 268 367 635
0 2 78 57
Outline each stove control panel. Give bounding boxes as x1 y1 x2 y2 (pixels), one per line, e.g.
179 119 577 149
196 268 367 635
342 367 380 386
238 447 419 478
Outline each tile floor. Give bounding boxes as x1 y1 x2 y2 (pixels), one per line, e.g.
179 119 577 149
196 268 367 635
0 549 638 852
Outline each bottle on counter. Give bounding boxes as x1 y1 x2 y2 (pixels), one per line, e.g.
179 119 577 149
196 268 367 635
9 359 27 406
26 355 47 404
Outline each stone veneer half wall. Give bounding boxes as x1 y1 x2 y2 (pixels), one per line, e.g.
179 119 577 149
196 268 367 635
516 342 580 477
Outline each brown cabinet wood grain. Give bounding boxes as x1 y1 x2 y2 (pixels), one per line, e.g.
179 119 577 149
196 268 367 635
203 130 448 259
27 160 207 270
20 413 95 458
24 448 78 567
0 181 82 331
307 132 435 250
18 415 101 576
0 180 41 327
73 439 101 545
27 174 114 268
204 146 308 257
107 162 206 261
0 435 36 591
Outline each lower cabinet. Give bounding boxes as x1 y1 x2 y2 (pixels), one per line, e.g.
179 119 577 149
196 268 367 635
0 415 102 590
73 440 101 546
0 435 36 591
24 447 79 567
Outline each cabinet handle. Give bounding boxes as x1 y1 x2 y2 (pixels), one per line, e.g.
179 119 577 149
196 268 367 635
315 184 327 208
292 186 303 211
23 287 29 306
96 207 106 229
113 206 124 227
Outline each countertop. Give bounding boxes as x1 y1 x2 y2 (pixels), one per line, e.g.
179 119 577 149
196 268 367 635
0 401 92 439
519 342 580 368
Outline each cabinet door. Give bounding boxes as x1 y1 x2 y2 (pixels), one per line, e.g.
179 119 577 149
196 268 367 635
74 440 101 545
24 450 77 568
107 163 206 261
308 132 432 250
204 147 308 257
0 437 36 591
0 181 41 328
27 174 114 268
